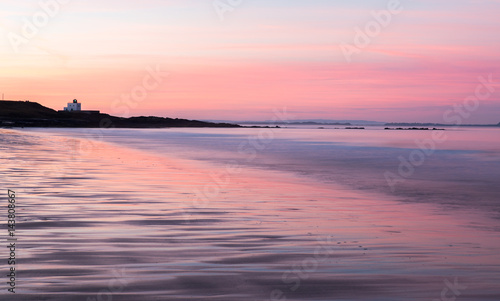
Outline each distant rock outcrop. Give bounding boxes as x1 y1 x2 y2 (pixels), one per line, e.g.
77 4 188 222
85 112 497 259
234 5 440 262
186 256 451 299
0 100 240 128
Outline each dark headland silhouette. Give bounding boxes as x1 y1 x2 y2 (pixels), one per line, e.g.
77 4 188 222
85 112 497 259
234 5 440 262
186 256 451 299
0 100 240 128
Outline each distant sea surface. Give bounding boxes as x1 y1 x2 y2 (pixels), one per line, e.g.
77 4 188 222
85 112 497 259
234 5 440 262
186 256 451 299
1 126 499 300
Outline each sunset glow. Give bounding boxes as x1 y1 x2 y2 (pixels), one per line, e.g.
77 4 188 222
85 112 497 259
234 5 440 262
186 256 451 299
1 0 499 122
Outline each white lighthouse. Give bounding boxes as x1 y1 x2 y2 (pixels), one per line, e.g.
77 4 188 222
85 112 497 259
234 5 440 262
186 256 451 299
64 99 82 112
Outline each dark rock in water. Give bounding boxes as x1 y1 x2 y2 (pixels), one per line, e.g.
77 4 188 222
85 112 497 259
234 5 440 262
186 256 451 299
385 127 445 131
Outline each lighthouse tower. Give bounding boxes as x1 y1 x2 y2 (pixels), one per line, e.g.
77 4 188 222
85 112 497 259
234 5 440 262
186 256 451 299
64 99 82 112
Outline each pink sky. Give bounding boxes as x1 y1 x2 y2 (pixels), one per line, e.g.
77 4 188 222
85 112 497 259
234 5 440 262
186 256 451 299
1 0 499 123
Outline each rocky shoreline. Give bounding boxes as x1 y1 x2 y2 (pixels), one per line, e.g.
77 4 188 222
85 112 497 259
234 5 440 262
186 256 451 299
0 101 240 128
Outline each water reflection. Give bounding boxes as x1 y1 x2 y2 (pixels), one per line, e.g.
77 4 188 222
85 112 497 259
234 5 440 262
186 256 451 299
1 129 499 300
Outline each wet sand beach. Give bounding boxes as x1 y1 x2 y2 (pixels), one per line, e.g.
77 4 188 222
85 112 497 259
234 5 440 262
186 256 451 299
1 128 500 300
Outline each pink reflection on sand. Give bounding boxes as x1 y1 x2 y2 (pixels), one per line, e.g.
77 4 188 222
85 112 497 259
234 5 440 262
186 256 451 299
3 128 500 299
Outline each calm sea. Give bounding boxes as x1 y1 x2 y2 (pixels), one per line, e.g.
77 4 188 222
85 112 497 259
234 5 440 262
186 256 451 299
1 126 499 300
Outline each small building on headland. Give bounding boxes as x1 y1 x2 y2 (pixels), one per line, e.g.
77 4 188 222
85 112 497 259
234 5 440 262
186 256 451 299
64 99 82 111
58 99 100 114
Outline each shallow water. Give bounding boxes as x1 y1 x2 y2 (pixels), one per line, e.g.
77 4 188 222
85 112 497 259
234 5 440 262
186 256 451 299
1 127 500 300
26 126 500 215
